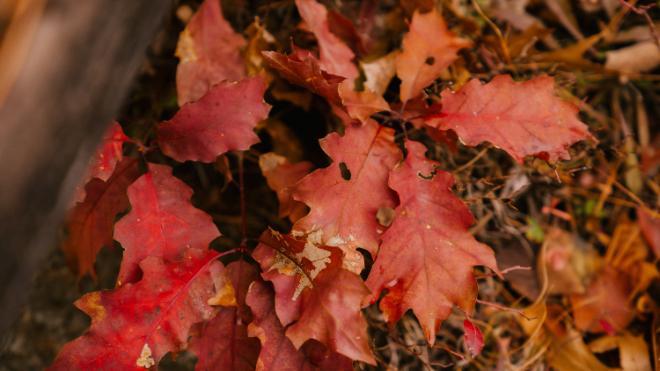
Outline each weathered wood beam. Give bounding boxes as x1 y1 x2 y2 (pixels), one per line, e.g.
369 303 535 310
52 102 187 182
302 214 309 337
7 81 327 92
0 0 173 339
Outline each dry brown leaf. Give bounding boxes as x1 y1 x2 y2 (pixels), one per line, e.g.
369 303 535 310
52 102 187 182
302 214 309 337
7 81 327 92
548 327 616 371
243 19 275 79
606 41 660 73
360 52 397 97
491 0 560 49
543 228 600 295
619 333 652 371
571 266 635 334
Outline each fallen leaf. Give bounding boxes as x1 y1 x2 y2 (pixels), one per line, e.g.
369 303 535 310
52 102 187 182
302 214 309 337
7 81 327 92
73 122 130 203
360 52 397 96
619 333 652 371
259 153 312 223
176 0 246 105
189 260 261 371
295 0 358 79
548 327 615 371
495 241 540 300
243 19 275 79
396 8 471 102
492 0 538 31
366 141 498 343
158 77 271 163
298 340 354 370
543 227 600 295
114 163 221 285
262 47 345 105
606 41 660 73
50 250 224 370
571 266 635 334
604 220 658 297
87 122 129 183
253 230 374 364
292 120 401 259
246 280 316 370
246 281 353 370
425 74 595 163
285 262 374 364
62 159 141 278
190 308 260 371
253 230 338 327
463 319 485 356
491 0 560 49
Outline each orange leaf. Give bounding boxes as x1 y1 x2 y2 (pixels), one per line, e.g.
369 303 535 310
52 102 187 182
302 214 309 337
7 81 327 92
366 141 498 343
176 0 246 105
292 120 401 260
396 8 471 102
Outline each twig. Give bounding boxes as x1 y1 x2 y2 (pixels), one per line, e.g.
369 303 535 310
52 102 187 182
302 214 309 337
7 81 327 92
476 299 534 321
472 0 511 64
618 0 660 48
455 148 489 173
237 151 248 247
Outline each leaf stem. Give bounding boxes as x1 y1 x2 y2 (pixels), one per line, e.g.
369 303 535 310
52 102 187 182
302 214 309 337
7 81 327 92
237 151 248 247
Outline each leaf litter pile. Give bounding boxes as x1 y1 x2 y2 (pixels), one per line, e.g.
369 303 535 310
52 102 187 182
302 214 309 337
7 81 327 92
1 0 659 370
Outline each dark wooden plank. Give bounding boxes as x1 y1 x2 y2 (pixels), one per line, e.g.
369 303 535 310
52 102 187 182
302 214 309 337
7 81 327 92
0 0 173 338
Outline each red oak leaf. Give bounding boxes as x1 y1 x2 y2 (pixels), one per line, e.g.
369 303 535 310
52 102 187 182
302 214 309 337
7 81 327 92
286 261 374 364
190 260 261 371
253 230 374 364
73 122 130 203
262 47 344 105
88 121 129 182
114 163 220 285
292 120 401 261
226 259 261 319
326 9 365 54
299 340 354 370
253 230 340 327
62 159 141 278
246 282 331 371
176 0 246 105
295 0 358 79
425 75 595 163
396 8 471 102
247 280 314 370
366 141 498 343
157 77 271 163
463 319 484 356
50 249 224 370
246 281 353 371
191 308 260 371
338 81 390 122
259 152 312 223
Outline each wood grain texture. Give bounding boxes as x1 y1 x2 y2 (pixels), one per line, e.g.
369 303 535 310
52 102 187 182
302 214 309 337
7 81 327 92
0 0 173 339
